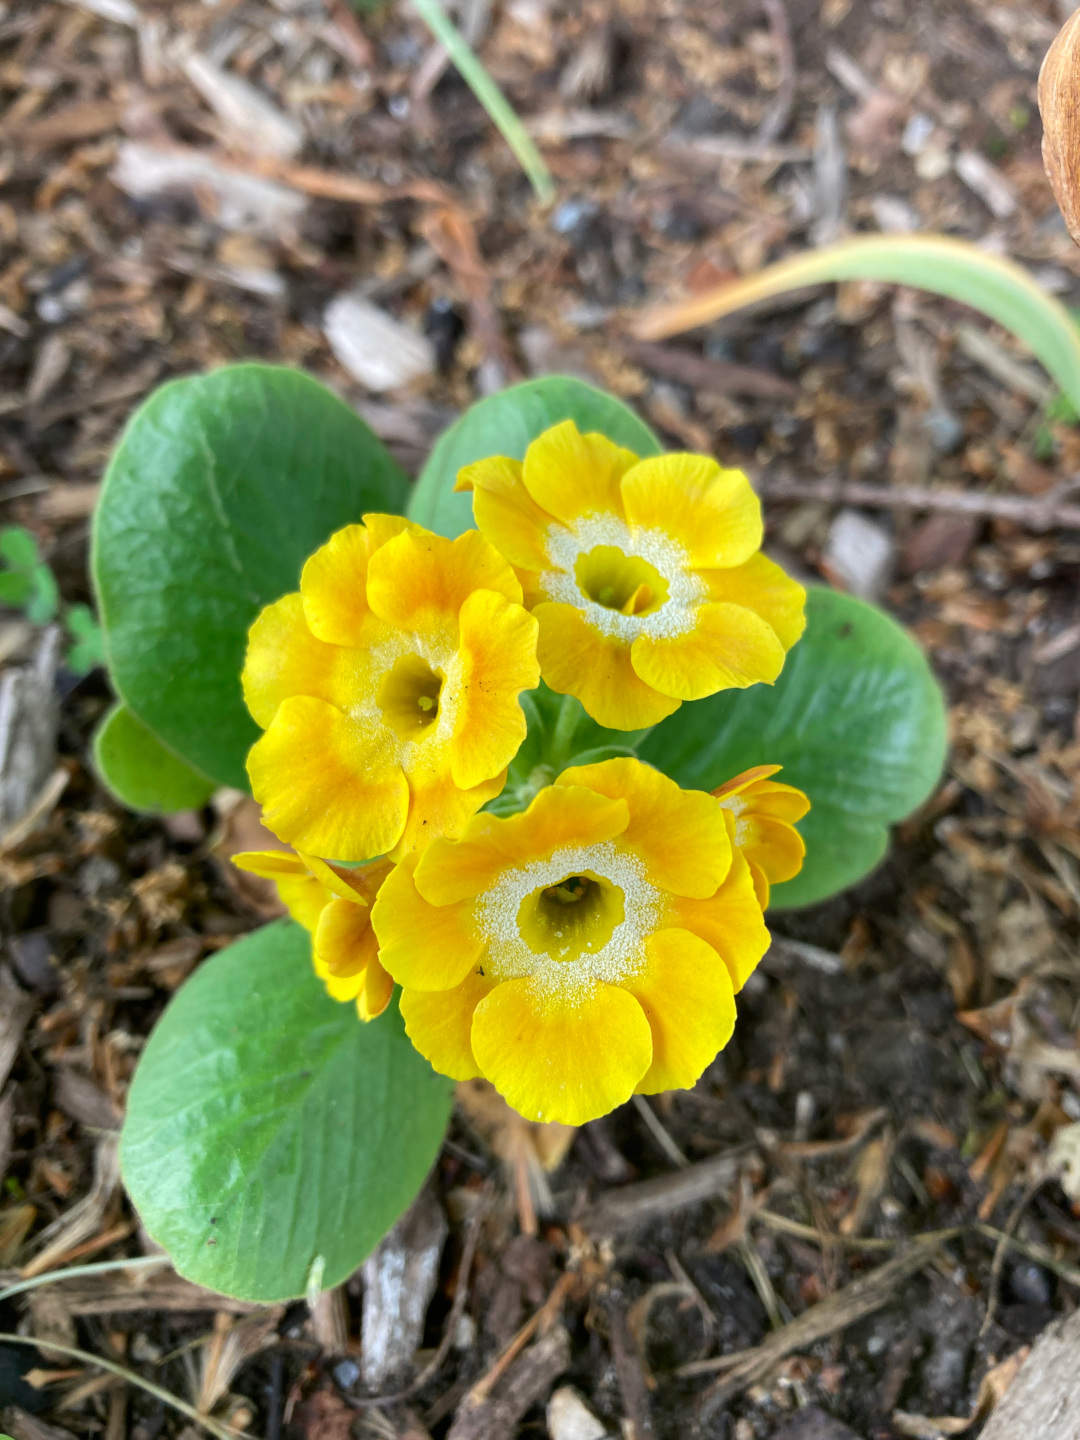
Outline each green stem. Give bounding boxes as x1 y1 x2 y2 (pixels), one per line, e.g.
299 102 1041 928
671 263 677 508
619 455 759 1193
0 1332 244 1440
549 692 583 772
409 0 555 205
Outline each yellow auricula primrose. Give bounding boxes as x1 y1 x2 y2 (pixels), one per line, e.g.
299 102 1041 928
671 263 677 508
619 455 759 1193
242 515 540 862
371 757 772 1125
232 849 394 1021
713 765 810 908
456 420 806 730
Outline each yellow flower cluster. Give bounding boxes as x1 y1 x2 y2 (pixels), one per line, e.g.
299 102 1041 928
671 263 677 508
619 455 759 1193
237 422 809 1121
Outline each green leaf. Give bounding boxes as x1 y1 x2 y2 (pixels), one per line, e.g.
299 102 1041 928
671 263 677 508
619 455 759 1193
0 571 31 605
0 526 39 570
408 376 662 539
121 921 454 1302
26 564 59 624
485 680 650 817
635 234 1080 415
639 588 947 909
93 702 215 813
92 364 409 790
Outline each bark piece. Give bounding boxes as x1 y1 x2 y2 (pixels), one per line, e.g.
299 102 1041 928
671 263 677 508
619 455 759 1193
979 1304 1080 1440
0 627 60 836
581 1146 750 1234
361 1186 448 1390
447 1326 571 1440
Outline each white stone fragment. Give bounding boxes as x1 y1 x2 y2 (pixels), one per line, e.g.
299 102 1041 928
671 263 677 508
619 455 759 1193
361 1186 448 1389
182 51 304 159
323 294 436 393
547 1387 610 1440
824 509 894 602
112 142 307 237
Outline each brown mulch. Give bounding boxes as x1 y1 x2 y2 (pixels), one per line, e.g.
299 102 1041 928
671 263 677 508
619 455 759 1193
4 1 1080 1438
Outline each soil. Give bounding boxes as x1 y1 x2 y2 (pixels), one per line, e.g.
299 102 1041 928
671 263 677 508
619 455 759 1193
3 2 1080 1439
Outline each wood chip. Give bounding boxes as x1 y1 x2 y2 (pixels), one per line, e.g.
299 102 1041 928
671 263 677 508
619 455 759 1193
182 53 304 160
112 142 307 238
0 967 33 1092
581 1146 750 1233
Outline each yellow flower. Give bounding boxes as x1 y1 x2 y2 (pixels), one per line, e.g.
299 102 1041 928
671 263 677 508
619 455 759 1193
372 757 769 1125
232 849 395 1020
456 421 806 730
712 765 810 908
243 515 540 862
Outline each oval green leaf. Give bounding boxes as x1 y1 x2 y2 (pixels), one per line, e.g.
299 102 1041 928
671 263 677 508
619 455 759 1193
93 701 215 813
92 364 408 789
409 375 661 539
635 234 1080 414
121 921 454 1302
639 588 947 909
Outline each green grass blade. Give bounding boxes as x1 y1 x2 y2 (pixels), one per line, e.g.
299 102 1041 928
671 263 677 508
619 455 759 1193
634 234 1080 414
409 0 555 205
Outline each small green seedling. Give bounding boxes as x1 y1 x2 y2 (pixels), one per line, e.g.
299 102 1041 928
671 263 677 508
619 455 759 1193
0 525 106 675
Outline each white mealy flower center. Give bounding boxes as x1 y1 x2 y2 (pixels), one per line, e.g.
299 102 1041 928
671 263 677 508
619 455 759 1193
540 514 707 642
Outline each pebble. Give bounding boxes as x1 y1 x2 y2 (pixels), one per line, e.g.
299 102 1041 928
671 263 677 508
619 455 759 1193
824 509 895 602
546 1387 610 1440
323 294 436 393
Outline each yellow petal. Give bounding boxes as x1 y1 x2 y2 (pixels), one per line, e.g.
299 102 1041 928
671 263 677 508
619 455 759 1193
620 454 762 569
712 765 783 801
366 528 522 633
393 765 507 859
747 857 770 910
400 968 494 1080
534 601 681 730
362 512 416 550
745 780 811 824
456 456 553 572
357 955 395 1021
627 928 736 1094
314 895 374 978
248 695 408 861
413 784 629 907
521 420 639 525
450 590 539 790
243 593 360 730
631 602 786 700
372 854 484 990
557 757 731 898
699 553 806 650
739 813 806 883
231 849 328 930
666 847 769 992
470 978 653 1124
300 524 378 647
231 849 308 879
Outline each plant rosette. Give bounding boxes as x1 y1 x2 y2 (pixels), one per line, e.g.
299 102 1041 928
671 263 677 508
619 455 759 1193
94 366 947 1302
